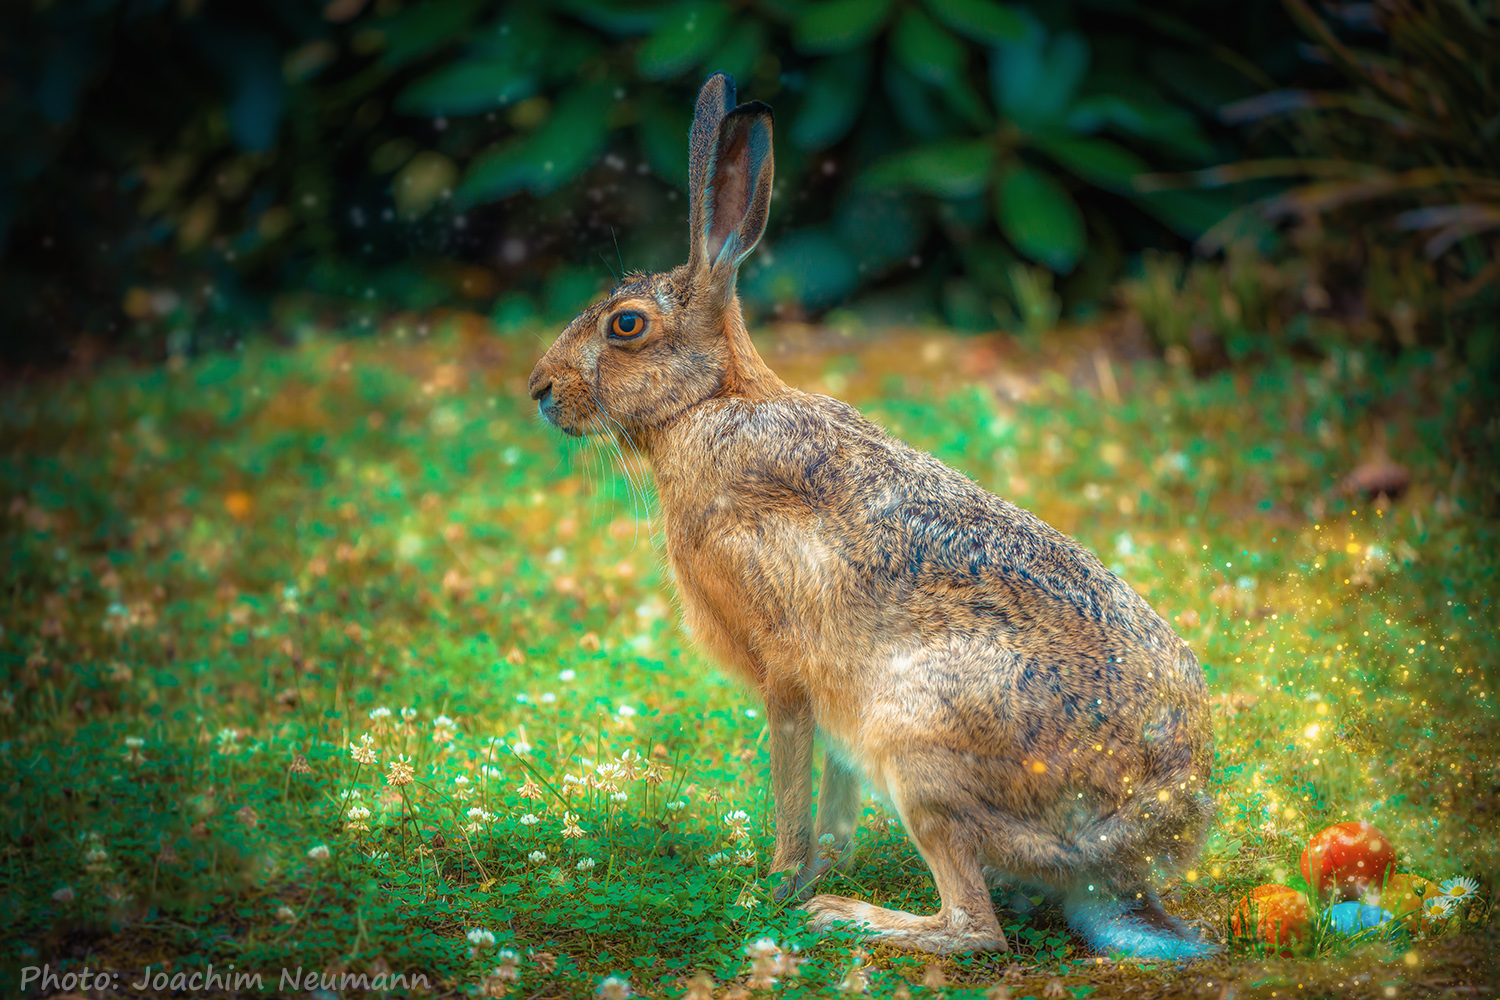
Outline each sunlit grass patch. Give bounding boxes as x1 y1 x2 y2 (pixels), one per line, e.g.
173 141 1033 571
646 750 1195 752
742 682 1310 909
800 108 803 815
0 319 1494 996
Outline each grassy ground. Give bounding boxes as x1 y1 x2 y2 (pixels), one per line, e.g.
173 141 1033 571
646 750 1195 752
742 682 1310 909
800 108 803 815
1 313 1496 999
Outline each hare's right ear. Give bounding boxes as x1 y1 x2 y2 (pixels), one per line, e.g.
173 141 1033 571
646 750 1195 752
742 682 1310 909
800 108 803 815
686 73 775 299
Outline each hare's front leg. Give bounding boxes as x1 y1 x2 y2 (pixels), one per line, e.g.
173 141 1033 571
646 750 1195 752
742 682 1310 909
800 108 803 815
764 691 815 899
780 749 861 900
804 796 1008 954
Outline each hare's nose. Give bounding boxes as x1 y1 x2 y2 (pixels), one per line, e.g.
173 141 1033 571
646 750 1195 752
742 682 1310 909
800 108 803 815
529 378 552 402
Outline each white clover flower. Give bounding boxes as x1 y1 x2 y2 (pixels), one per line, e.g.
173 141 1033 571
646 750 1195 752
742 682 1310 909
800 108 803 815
706 852 728 868
216 728 238 748
519 813 540 826
276 904 296 922
52 886 75 903
369 706 392 721
734 848 756 867
540 692 557 703
515 693 531 704
512 739 532 755
307 844 331 862
528 850 547 864
616 704 636 717
466 807 492 822
598 975 631 1000
400 706 418 723
666 800 686 812
559 669 576 682
723 808 750 840
124 736 145 749
481 765 503 780
611 791 628 804
576 857 596 872
349 733 377 765
467 927 497 948
615 748 644 780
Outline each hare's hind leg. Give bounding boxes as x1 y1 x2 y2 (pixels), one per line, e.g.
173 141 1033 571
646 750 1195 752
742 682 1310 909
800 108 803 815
804 800 1007 953
1063 881 1214 960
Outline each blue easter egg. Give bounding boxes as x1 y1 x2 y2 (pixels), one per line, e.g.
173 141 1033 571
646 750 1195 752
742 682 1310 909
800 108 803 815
1325 901 1395 935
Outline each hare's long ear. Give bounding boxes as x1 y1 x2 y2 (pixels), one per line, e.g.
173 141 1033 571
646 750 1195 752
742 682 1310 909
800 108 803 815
702 104 774 279
687 72 737 275
687 97 774 299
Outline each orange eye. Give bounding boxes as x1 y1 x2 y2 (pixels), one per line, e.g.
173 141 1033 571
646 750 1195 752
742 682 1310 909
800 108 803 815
609 312 646 338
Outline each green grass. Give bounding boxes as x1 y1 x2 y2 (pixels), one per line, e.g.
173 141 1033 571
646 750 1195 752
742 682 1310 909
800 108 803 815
1 316 1495 998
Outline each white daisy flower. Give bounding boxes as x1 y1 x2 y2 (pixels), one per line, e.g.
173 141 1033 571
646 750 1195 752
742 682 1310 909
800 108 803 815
1421 895 1456 924
1440 876 1479 903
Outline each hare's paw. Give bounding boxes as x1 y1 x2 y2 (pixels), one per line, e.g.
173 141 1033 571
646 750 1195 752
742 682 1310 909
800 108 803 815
772 844 852 902
1063 889 1217 961
802 895 1007 954
801 893 884 932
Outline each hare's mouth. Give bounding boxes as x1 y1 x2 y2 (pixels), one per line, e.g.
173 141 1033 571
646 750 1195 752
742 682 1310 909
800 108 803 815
537 398 584 437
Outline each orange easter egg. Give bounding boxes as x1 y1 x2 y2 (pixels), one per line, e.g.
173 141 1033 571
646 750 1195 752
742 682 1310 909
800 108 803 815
1232 884 1311 955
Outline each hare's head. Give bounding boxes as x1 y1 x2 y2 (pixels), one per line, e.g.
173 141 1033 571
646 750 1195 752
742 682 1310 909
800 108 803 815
528 73 778 439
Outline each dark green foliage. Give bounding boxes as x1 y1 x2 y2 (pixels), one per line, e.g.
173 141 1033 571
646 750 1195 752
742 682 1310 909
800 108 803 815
0 0 1301 362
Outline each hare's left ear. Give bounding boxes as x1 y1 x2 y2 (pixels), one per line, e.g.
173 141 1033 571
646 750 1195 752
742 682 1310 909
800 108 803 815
687 93 774 294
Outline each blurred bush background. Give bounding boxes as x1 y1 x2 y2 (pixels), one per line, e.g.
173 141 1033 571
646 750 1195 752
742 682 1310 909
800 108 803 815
0 0 1494 378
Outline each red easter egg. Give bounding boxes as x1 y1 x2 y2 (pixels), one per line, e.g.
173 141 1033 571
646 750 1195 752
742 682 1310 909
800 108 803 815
1231 884 1311 955
1300 821 1396 901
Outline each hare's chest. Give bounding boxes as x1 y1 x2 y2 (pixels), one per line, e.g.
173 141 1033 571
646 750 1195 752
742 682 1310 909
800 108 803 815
661 508 762 686
659 493 843 687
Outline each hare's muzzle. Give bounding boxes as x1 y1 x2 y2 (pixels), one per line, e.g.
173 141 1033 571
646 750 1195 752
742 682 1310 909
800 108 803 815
528 376 580 436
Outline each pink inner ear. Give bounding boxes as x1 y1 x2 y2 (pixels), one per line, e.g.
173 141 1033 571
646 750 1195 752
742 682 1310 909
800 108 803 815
708 128 751 262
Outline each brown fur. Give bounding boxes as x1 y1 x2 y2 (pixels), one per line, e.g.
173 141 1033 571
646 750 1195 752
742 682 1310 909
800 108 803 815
527 73 1215 957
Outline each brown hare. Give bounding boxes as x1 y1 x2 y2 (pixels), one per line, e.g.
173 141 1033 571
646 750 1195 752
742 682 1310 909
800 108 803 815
527 72 1215 959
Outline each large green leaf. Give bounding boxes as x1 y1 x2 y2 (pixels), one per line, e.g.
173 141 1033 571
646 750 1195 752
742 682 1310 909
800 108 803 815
990 17 1089 127
376 0 486 69
742 228 860 309
790 49 871 151
1136 189 1240 240
1066 94 1214 161
833 192 926 275
921 0 1024 45
864 139 996 199
395 60 536 117
1032 133 1148 193
636 3 732 81
550 0 669 36
892 8 966 88
455 81 613 206
637 92 692 190
793 0 894 55
704 17 765 84
993 162 1084 272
